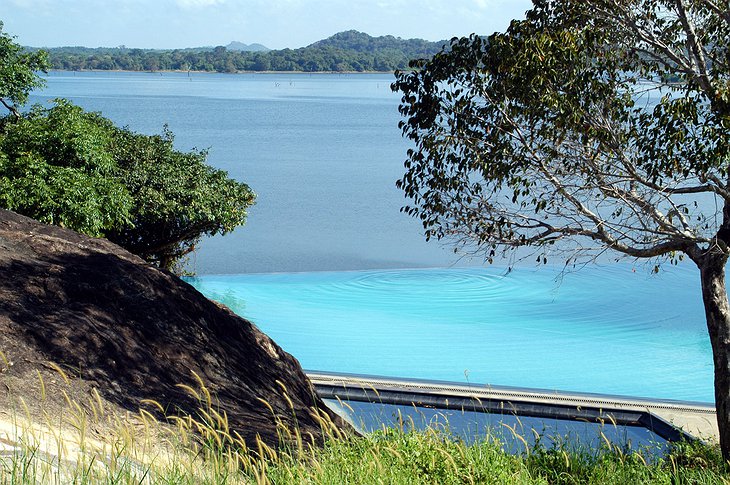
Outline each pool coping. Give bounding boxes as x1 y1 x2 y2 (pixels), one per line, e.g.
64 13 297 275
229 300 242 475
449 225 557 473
306 370 718 442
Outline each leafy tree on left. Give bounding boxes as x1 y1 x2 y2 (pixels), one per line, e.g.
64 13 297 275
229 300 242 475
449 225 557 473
104 124 256 271
0 25 255 272
0 102 134 237
0 22 48 119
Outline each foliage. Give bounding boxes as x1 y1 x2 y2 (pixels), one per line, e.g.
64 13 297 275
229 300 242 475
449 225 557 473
40 31 446 73
0 23 254 270
0 101 132 236
0 100 255 270
393 2 729 267
392 0 730 461
310 30 440 55
4 402 730 484
1 370 728 484
104 126 255 270
0 21 48 117
0 23 255 269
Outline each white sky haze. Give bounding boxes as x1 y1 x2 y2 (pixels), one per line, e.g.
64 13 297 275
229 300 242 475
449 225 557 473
4 0 532 49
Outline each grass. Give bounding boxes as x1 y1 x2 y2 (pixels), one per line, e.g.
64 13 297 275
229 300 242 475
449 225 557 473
0 371 728 484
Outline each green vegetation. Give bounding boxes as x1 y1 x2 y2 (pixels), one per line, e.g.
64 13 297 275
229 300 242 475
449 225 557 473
248 432 728 485
0 101 135 237
2 8 729 484
0 24 255 272
1 378 728 485
0 100 255 271
0 22 47 118
393 0 730 461
39 31 446 73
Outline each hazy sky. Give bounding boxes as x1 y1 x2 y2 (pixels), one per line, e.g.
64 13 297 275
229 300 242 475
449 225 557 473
4 0 533 50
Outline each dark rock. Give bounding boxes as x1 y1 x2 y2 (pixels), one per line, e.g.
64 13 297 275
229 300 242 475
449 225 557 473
0 209 344 447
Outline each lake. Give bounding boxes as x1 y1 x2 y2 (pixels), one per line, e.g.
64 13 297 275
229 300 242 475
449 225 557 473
31 71 464 274
30 71 715 403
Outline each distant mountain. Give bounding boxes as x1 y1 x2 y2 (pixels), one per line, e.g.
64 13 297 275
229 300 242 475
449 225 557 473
40 30 450 73
309 30 447 57
226 41 270 52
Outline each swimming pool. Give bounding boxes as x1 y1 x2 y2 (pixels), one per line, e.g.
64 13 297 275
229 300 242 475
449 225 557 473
186 263 713 403
326 399 670 454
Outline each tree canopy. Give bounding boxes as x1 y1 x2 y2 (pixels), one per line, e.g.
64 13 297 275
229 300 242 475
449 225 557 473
40 31 445 73
394 1 729 268
0 21 48 118
0 22 255 272
0 101 132 236
0 100 255 271
393 0 730 458
104 124 255 270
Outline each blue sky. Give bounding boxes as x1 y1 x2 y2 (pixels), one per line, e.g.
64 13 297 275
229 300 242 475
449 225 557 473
4 0 532 49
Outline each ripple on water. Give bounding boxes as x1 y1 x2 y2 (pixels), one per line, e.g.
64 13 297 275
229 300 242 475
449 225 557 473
316 269 512 309
186 264 713 402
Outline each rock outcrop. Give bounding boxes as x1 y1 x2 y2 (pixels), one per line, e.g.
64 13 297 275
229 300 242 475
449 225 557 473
0 209 343 447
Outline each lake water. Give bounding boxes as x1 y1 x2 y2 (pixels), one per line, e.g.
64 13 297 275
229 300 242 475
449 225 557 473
31 71 464 273
30 71 715 404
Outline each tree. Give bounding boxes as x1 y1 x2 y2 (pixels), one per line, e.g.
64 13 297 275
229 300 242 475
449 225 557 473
393 0 730 458
0 101 133 236
0 99 255 272
0 21 48 118
0 24 254 272
103 126 255 271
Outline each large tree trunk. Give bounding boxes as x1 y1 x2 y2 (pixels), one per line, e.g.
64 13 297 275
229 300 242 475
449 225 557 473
698 252 730 461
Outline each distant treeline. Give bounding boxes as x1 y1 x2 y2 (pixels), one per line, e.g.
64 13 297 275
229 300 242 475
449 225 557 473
37 31 448 73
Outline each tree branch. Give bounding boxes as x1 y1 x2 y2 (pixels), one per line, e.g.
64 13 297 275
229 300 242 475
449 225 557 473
674 0 714 95
698 0 730 25
0 98 19 120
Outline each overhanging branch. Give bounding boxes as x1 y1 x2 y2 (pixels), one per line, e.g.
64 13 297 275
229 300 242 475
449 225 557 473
0 98 19 120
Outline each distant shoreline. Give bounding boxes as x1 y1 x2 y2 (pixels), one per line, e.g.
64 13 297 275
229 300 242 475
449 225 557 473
38 30 441 76
47 69 400 75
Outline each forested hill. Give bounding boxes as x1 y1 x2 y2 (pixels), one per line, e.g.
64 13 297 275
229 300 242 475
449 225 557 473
308 30 443 57
38 31 448 73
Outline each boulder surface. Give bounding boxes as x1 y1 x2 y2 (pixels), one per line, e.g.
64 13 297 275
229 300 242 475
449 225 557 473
0 209 342 446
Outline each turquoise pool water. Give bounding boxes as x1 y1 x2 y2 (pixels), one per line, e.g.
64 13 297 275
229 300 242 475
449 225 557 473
187 263 713 403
